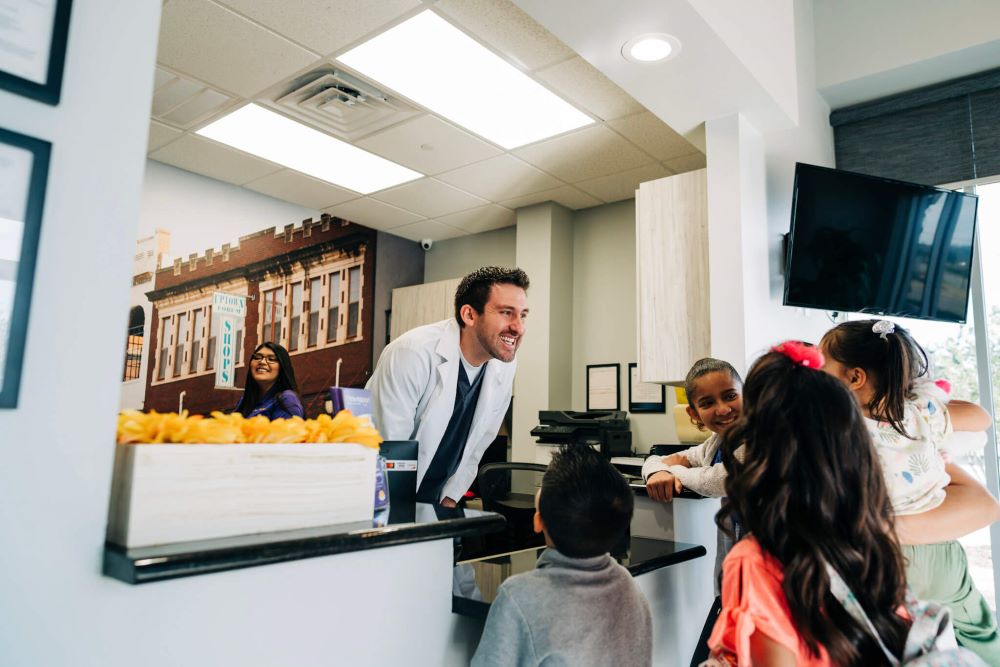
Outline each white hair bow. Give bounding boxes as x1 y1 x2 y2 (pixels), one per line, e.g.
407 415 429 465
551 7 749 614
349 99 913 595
872 319 895 340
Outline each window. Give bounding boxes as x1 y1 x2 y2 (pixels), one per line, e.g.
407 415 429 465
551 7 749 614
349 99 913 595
263 287 283 344
190 308 204 374
173 312 188 377
347 266 361 338
206 307 215 371
327 272 341 343
157 316 169 381
308 277 321 347
289 282 303 352
122 306 144 381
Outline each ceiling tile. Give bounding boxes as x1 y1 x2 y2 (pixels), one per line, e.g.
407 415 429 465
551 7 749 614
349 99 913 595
665 153 707 173
575 163 672 204
435 0 575 70
514 125 652 182
148 121 184 152
534 57 644 121
157 0 320 98
323 197 424 230
150 134 282 185
355 115 501 175
435 204 515 234
436 154 563 201
372 178 487 218
499 185 601 210
244 169 357 209
607 112 699 161
215 0 420 56
389 219 467 242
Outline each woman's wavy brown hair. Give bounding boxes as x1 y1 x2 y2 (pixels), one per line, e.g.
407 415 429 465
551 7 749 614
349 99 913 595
718 349 909 665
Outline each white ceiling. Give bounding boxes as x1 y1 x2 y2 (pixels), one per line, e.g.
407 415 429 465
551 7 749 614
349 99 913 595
149 0 705 242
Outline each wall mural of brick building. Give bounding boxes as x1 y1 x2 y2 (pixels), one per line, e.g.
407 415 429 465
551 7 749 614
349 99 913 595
144 214 378 418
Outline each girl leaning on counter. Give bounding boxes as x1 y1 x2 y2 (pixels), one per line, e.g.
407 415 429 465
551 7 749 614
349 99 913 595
233 342 305 420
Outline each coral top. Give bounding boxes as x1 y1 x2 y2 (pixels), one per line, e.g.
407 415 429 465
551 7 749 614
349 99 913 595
707 537 831 666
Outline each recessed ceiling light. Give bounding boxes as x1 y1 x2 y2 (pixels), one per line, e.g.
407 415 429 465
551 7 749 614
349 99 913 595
622 34 681 64
337 11 593 150
196 104 422 194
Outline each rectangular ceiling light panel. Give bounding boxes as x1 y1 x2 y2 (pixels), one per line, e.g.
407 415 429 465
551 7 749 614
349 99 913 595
337 11 593 150
196 104 422 194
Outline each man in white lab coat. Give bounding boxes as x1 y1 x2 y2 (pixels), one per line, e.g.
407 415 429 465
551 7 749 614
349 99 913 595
367 267 529 506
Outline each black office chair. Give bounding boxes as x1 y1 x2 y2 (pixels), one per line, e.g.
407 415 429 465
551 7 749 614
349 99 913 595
477 462 548 552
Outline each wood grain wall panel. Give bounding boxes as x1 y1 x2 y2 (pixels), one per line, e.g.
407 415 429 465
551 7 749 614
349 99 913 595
636 169 710 383
389 278 462 340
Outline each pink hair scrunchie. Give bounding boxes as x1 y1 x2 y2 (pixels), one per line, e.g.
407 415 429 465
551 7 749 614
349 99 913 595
771 340 825 369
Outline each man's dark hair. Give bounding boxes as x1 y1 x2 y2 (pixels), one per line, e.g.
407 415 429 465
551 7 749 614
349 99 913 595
538 445 633 558
454 266 529 327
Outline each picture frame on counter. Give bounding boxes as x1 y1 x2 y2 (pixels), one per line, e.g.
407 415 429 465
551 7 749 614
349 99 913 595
0 127 51 408
628 362 666 413
586 363 620 411
0 0 73 105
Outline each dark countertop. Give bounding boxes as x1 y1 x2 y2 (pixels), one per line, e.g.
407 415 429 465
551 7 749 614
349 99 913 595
104 502 505 585
451 537 707 619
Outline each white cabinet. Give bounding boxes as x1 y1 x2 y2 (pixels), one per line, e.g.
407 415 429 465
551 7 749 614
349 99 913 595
635 169 710 383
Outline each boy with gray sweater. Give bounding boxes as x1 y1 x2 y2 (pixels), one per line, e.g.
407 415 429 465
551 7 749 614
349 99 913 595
471 445 652 667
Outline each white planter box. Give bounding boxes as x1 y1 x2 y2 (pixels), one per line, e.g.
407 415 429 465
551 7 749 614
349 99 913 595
107 442 377 548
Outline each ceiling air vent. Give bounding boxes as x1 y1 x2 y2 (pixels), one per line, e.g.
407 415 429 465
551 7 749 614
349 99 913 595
269 67 420 142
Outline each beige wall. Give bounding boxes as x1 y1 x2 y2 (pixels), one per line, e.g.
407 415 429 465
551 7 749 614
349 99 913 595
423 226 517 282
570 200 678 453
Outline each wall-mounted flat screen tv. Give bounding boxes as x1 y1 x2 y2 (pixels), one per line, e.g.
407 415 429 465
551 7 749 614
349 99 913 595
783 163 978 323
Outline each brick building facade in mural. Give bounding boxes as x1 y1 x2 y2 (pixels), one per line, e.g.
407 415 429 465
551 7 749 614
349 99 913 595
144 215 377 417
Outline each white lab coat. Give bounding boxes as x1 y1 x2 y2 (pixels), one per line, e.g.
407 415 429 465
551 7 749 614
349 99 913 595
366 319 516 502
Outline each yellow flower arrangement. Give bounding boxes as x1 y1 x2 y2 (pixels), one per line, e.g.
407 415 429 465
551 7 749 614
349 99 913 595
116 410 383 449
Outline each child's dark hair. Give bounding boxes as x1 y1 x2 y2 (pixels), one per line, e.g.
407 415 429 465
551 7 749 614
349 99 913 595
454 266 530 327
684 357 742 405
719 348 908 666
821 320 928 437
538 445 633 558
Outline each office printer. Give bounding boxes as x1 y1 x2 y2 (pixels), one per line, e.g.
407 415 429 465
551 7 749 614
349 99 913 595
531 410 632 458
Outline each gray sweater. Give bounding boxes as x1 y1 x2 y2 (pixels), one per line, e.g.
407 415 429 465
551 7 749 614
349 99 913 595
471 548 652 667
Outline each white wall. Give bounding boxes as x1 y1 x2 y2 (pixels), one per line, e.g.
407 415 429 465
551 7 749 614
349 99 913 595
813 0 1000 106
139 159 317 260
570 201 679 452
423 226 516 283
0 4 467 666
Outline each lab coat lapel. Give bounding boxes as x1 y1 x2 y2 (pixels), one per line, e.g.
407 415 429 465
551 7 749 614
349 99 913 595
415 321 460 486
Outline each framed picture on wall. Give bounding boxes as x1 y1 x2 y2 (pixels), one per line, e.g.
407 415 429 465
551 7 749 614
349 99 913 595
0 0 73 105
628 362 666 413
586 363 620 411
0 127 51 408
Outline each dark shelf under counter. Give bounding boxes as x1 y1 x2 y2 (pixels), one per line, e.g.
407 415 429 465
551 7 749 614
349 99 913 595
452 538 707 619
104 503 505 585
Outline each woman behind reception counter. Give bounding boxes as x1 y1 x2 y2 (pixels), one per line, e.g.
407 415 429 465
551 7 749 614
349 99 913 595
234 342 304 419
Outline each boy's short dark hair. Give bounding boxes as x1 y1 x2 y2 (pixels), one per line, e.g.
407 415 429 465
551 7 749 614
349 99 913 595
538 445 634 558
454 266 530 327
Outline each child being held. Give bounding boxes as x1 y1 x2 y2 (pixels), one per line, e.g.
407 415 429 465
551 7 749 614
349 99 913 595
472 445 652 667
821 319 1000 663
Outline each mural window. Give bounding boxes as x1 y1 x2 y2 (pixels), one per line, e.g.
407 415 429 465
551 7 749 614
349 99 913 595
308 277 321 347
122 306 144 382
327 272 341 343
263 287 283 344
347 266 362 338
157 315 169 381
206 306 215 371
190 308 204 374
289 282 303 352
172 312 188 377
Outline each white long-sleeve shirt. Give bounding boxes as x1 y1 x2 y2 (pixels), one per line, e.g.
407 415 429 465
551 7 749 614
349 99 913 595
641 433 743 498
